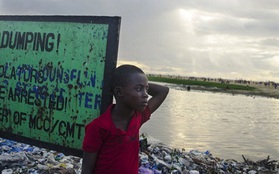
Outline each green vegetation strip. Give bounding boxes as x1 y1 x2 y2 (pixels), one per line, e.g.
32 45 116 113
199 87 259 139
148 76 256 91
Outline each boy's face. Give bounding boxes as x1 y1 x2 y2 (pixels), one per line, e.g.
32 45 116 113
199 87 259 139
120 73 149 112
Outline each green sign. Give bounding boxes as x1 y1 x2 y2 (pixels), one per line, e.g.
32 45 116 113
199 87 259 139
0 16 120 156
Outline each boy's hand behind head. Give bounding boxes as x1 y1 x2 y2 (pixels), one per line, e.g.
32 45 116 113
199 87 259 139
147 82 169 113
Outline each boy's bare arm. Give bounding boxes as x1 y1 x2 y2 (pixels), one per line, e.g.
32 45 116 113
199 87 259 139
147 83 169 113
81 151 98 174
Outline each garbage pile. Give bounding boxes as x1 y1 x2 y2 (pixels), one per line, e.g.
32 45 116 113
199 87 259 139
0 138 81 174
1 135 279 174
139 134 279 174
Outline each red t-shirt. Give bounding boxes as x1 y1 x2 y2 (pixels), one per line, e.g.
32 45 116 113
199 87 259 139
82 104 151 174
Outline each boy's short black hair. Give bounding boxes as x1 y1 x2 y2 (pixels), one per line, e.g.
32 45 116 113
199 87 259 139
111 64 145 93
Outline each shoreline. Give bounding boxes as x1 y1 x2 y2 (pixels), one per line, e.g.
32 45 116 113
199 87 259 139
148 75 279 99
170 83 279 99
1 80 278 173
139 134 279 173
1 136 278 173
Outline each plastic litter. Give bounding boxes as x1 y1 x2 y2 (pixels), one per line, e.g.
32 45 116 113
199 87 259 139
138 133 279 174
1 134 279 174
1 169 13 174
0 138 81 174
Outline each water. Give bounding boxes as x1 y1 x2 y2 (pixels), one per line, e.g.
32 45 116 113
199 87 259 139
140 83 279 161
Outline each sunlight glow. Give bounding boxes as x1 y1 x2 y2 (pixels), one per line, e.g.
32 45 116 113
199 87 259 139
117 60 148 69
179 8 216 22
269 56 279 66
179 9 194 22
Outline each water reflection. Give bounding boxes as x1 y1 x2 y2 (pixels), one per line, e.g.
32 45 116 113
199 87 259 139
141 83 279 161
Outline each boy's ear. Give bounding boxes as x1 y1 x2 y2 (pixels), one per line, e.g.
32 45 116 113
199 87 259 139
114 86 124 97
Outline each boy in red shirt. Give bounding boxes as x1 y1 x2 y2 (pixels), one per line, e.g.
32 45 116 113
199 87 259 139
81 64 169 174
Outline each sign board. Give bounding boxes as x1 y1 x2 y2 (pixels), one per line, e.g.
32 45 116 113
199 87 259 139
0 16 121 157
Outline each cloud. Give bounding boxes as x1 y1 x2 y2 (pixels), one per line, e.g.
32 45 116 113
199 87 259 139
0 0 278 81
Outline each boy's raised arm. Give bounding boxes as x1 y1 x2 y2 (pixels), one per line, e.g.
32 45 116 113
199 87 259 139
147 83 169 113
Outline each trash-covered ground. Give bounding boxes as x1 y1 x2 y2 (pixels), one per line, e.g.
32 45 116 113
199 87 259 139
1 134 279 174
0 138 81 174
138 134 279 174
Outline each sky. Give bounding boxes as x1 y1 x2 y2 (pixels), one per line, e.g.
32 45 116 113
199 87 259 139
0 0 279 82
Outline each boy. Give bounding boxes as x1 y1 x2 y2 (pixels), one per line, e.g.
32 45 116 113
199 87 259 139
81 64 169 174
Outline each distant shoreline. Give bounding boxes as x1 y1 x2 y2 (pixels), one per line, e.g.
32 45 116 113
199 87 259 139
182 84 279 99
148 74 279 99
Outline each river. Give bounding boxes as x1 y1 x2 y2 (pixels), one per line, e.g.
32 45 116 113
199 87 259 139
140 83 279 161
